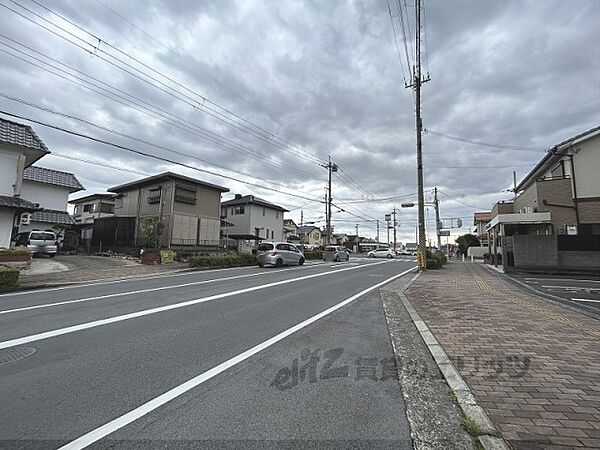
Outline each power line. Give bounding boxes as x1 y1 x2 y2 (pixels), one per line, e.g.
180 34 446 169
386 0 410 82
4 0 328 166
0 109 326 204
424 129 547 151
0 92 324 196
0 36 320 180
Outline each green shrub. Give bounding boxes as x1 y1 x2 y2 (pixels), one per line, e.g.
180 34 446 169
188 253 257 269
0 247 31 256
0 265 19 290
425 249 446 270
303 250 323 260
426 258 441 269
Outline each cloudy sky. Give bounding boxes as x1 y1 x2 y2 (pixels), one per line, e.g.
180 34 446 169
1 0 599 244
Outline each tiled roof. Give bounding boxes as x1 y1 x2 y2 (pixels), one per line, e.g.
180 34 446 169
30 209 75 225
222 195 288 212
0 118 50 153
0 195 38 210
23 166 84 192
297 226 319 234
473 211 492 224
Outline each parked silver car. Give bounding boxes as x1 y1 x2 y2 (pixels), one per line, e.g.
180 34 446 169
367 247 395 259
257 242 305 267
14 230 58 257
323 245 350 262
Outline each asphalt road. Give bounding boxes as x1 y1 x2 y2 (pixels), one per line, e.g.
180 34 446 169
507 273 600 318
0 258 416 449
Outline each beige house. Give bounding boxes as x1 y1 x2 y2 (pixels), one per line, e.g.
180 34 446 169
297 225 322 246
70 193 116 248
108 172 229 248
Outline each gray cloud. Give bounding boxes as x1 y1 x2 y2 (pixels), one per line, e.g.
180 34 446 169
0 0 598 242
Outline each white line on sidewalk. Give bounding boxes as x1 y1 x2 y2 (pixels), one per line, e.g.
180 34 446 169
0 266 312 315
542 285 600 290
0 260 396 350
572 298 600 303
57 266 417 450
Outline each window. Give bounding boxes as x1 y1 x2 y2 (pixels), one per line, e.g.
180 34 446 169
262 207 265 216
276 210 279 219
83 203 97 213
271 230 274 239
221 207 227 218
258 243 274 251
234 205 245 215
266 228 269 238
100 202 114 214
175 184 197 205
148 187 161 204
115 197 123 209
551 161 564 178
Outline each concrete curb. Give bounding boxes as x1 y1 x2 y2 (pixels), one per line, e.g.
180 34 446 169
480 263 600 321
398 272 511 450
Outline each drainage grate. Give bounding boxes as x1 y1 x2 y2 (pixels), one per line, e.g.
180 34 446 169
0 347 37 366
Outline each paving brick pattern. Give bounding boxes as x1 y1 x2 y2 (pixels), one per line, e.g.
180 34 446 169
405 263 600 449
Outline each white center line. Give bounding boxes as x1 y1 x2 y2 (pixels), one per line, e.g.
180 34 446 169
572 298 600 303
0 260 396 350
57 266 416 450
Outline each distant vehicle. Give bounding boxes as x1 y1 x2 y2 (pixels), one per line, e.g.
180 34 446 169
399 250 411 255
367 247 394 259
323 245 350 262
14 230 58 257
257 242 305 267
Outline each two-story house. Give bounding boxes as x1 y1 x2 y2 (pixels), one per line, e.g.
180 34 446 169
297 225 322 247
104 172 229 249
19 166 84 235
70 193 116 249
283 218 298 242
473 212 491 246
221 194 287 253
0 118 48 248
487 125 600 271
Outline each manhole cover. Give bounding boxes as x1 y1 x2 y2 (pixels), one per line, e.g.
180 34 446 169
0 347 37 366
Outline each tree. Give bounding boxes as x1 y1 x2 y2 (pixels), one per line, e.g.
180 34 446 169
455 233 480 256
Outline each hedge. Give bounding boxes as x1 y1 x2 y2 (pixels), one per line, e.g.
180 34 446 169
303 250 323 260
0 247 31 256
0 265 19 290
188 253 257 269
425 249 447 270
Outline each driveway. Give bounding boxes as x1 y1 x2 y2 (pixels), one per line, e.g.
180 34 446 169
507 272 600 318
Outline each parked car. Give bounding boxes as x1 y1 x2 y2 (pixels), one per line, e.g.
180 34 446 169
367 247 395 259
322 245 350 262
14 230 58 257
257 242 305 267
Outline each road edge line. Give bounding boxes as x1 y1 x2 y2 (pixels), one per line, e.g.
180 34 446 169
57 266 417 450
396 273 510 450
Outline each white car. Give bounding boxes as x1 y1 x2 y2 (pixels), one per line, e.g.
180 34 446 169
367 248 395 259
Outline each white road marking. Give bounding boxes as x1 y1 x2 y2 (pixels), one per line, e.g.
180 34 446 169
0 266 311 315
525 277 600 284
0 265 260 298
572 298 600 303
57 266 417 450
0 260 396 350
542 285 600 291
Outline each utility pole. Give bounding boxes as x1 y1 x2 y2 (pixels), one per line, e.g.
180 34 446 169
320 155 337 246
406 0 430 270
434 187 441 250
376 219 380 243
513 170 517 201
392 207 397 253
355 224 359 237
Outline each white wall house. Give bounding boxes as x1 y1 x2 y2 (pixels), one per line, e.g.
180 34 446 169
221 194 288 253
70 193 116 248
0 118 49 248
18 166 84 235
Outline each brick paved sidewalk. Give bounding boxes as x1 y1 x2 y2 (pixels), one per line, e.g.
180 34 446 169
405 262 600 449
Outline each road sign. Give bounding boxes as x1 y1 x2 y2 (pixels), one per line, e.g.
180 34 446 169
439 230 450 236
